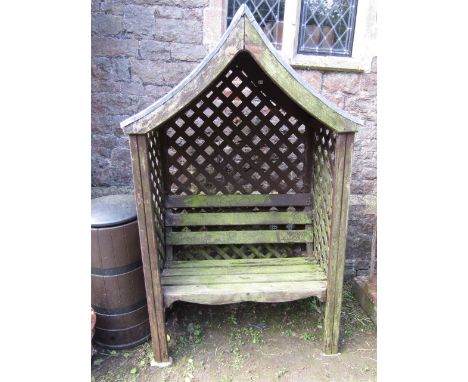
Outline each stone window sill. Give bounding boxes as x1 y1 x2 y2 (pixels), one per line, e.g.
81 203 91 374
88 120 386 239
288 54 369 73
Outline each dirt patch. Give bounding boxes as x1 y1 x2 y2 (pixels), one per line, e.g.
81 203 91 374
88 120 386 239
92 283 376 382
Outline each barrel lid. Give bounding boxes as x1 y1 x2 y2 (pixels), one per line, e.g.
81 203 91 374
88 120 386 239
91 194 137 228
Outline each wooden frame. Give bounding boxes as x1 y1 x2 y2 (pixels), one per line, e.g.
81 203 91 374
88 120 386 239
129 135 169 362
123 6 359 363
323 132 354 354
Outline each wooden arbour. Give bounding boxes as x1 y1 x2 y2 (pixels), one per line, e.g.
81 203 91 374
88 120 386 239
121 5 361 364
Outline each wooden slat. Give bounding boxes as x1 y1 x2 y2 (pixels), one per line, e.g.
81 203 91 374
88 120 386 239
166 257 316 268
162 271 326 286
167 229 313 246
165 193 311 208
165 211 312 226
163 281 327 307
162 263 320 276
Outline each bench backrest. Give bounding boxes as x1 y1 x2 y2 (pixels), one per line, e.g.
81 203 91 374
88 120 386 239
164 193 313 261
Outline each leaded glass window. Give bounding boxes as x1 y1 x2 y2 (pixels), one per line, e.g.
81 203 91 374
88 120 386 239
298 0 358 57
227 0 285 49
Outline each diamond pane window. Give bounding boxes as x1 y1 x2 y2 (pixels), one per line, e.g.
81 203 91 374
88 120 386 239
298 0 358 57
227 0 285 49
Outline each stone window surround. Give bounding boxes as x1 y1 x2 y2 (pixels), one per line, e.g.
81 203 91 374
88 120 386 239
203 0 377 72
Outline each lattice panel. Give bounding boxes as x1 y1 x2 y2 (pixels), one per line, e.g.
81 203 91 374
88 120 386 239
161 54 310 196
144 52 338 263
311 126 336 273
147 130 167 269
174 243 305 261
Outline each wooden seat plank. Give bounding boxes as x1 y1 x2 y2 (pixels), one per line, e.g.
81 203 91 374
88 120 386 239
162 263 320 276
166 257 317 268
162 272 326 286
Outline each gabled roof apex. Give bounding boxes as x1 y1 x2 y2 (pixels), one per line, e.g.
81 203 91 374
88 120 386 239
121 5 362 134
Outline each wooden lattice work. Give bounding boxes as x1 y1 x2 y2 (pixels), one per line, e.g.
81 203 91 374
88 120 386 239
151 52 325 261
162 53 310 196
311 127 336 273
147 129 167 269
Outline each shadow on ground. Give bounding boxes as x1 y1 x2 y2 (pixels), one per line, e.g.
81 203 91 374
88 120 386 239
91 283 376 382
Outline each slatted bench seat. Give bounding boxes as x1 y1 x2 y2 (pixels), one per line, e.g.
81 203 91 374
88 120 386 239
122 5 358 364
161 257 327 308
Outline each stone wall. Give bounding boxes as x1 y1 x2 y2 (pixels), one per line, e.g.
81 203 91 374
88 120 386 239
91 0 377 278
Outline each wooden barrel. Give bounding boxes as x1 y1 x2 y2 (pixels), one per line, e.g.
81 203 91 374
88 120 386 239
91 194 150 349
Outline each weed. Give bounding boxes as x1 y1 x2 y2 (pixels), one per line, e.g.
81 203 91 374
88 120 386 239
230 346 245 370
228 311 238 325
281 328 293 337
306 298 322 314
177 335 188 347
188 324 202 344
301 332 315 341
248 327 264 345
230 330 245 346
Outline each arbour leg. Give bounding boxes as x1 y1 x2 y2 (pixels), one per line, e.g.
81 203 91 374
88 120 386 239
322 133 354 354
129 135 171 365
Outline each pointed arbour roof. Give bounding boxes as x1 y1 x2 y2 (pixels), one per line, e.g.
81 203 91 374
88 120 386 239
121 5 362 135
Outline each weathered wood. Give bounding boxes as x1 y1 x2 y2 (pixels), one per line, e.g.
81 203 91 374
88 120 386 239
161 269 326 285
163 281 327 307
323 133 354 354
165 227 173 263
161 257 327 307
167 257 317 268
121 6 362 135
161 260 326 285
129 135 163 361
130 135 169 363
167 229 313 246
165 211 312 226
305 209 314 258
352 275 377 324
137 135 169 361
162 271 325 285
369 222 377 278
165 193 311 208
162 263 322 277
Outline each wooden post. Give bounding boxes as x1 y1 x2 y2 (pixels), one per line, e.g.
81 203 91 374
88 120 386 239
323 132 354 354
129 134 169 363
369 221 377 280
